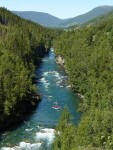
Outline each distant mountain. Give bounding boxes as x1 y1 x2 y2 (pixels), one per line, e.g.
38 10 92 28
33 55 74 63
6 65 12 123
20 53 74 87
12 11 62 27
13 6 113 27
59 6 113 27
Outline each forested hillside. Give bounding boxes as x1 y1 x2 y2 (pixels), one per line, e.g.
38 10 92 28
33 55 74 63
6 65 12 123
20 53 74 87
0 8 55 131
53 10 113 150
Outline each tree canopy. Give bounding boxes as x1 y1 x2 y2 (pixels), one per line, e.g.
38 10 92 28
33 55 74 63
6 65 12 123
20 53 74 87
0 7 57 130
53 11 113 150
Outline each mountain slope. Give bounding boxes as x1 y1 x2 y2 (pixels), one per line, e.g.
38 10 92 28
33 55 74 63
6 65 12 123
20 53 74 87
12 11 62 27
12 6 113 27
59 6 113 26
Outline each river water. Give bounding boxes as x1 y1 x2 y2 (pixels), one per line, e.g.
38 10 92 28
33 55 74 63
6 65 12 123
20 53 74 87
0 49 81 150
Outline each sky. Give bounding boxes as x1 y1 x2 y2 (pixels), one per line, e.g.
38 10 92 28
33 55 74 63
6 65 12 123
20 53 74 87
0 0 113 19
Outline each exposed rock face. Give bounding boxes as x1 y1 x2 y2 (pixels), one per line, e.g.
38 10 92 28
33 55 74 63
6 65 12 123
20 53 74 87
56 56 65 65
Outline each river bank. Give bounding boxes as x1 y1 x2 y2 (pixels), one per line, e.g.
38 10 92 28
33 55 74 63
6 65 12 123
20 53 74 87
55 55 85 100
0 47 49 133
0 49 81 150
0 94 42 133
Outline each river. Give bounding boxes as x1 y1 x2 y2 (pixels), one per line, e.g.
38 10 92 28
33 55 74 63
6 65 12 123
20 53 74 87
0 49 81 150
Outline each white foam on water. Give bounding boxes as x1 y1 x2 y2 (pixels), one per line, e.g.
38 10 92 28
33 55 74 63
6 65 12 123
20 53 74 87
53 72 65 84
51 71 56 74
44 83 50 90
43 71 61 77
51 48 54 52
39 77 50 89
41 128 55 133
19 142 42 150
40 77 47 83
60 85 63 88
1 148 16 150
37 126 44 130
25 128 33 132
36 128 55 146
1 142 42 150
56 80 62 84
43 72 49 76
53 72 60 78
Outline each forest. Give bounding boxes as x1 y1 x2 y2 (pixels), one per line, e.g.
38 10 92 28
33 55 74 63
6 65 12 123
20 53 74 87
0 7 113 150
53 11 113 150
0 8 57 131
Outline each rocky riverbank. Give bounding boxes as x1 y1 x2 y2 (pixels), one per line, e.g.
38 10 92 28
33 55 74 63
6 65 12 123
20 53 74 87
56 55 84 100
56 56 65 65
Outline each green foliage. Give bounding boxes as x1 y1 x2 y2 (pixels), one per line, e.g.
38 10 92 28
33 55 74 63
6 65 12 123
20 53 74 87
0 8 56 129
54 11 113 149
53 106 77 150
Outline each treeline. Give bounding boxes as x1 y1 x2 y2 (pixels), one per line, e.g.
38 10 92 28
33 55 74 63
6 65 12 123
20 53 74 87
0 8 56 131
53 11 113 149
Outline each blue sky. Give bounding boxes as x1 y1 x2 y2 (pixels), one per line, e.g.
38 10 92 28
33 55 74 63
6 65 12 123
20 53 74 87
0 0 113 19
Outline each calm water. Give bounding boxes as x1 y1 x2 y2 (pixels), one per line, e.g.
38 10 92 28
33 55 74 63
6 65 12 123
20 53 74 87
0 49 81 150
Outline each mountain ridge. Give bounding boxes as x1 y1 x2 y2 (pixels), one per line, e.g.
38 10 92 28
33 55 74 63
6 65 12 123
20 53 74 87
12 11 62 27
60 5 113 26
12 5 113 27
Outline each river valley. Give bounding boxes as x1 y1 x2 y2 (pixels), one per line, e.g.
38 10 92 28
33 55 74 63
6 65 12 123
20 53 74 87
0 49 81 150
